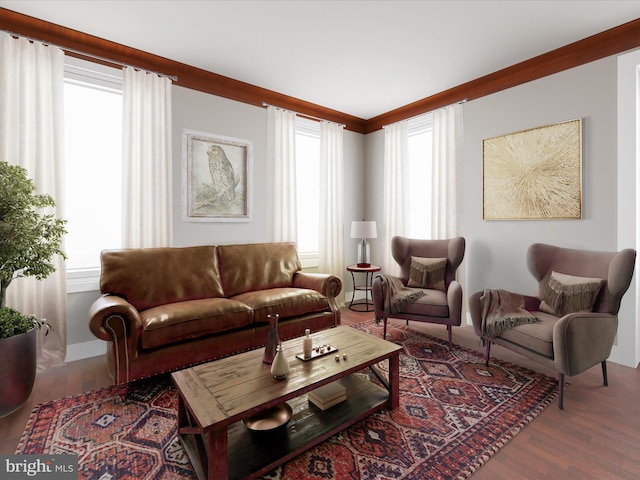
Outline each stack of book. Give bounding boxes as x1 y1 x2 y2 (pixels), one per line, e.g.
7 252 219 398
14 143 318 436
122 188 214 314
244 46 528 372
308 381 347 410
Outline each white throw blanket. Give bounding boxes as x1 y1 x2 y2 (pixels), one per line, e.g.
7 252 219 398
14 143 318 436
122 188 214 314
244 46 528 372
479 288 539 338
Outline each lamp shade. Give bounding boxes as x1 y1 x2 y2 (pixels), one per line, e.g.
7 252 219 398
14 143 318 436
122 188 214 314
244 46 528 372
350 221 377 239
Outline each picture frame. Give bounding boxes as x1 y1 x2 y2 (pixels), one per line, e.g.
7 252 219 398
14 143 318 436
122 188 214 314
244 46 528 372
482 118 582 220
182 129 253 222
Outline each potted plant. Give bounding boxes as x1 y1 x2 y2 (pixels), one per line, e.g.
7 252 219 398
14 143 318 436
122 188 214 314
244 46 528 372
0 161 66 417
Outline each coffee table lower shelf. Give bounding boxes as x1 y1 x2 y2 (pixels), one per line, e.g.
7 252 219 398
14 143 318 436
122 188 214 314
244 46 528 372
179 374 390 480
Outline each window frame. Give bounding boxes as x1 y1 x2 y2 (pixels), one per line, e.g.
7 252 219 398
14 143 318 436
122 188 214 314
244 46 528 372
295 117 321 268
406 113 434 239
63 58 123 293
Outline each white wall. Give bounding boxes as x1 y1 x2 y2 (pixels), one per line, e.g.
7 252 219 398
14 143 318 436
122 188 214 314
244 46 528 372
366 54 638 367
65 85 366 359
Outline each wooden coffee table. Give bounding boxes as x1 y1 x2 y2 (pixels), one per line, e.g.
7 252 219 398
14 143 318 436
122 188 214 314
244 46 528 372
171 325 402 480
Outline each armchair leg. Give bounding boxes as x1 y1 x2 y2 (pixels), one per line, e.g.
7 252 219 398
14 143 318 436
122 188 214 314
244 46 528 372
383 318 388 339
447 325 452 349
484 340 491 366
558 373 565 410
602 361 608 387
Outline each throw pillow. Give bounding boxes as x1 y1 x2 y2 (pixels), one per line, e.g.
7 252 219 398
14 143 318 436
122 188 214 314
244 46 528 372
407 257 447 291
539 271 604 316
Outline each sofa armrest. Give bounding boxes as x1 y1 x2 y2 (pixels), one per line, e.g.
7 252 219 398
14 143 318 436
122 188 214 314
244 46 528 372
89 294 142 342
89 294 144 385
293 272 342 299
553 312 618 377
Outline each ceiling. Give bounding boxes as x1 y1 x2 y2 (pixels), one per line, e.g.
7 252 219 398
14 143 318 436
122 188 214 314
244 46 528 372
2 0 640 119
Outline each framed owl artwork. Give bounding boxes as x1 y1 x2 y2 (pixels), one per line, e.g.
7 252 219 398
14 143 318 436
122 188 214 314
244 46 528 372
182 129 253 222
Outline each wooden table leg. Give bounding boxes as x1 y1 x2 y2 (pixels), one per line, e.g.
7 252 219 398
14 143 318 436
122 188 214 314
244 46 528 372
388 352 400 409
207 427 228 480
177 394 188 429
177 394 228 480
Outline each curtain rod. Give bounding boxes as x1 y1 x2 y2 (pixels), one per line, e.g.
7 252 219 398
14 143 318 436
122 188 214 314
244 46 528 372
382 98 467 129
262 102 346 128
2 29 178 82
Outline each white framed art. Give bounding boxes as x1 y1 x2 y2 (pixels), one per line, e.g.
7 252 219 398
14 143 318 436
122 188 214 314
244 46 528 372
182 129 253 222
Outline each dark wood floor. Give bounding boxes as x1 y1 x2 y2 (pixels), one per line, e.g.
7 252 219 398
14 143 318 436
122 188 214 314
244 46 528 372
2 307 639 479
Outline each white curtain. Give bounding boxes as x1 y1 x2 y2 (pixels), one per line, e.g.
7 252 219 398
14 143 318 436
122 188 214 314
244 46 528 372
319 121 345 303
432 103 466 318
122 67 173 248
267 106 298 242
0 32 67 370
382 120 410 276
431 103 463 239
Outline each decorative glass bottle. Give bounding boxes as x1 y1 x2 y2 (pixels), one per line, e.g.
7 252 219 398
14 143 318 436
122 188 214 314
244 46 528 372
263 313 280 364
303 328 313 359
271 343 290 380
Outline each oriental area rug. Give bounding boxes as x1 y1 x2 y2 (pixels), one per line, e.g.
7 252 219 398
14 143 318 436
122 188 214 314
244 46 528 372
16 320 559 480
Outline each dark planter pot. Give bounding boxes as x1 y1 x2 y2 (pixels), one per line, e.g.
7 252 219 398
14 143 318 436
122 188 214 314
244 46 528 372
0 328 37 418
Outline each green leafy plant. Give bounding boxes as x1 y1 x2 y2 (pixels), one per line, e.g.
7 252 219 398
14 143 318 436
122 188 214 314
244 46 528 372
0 306 51 340
0 161 67 310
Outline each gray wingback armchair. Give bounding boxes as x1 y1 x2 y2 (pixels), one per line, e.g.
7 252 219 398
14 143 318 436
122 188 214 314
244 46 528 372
468 243 636 409
372 236 465 347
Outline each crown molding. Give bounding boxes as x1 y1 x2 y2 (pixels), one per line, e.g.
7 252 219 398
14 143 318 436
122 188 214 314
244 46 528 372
2 8 640 134
0 8 368 133
364 17 640 133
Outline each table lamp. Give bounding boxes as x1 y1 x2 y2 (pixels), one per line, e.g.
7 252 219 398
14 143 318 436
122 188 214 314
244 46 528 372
350 220 377 267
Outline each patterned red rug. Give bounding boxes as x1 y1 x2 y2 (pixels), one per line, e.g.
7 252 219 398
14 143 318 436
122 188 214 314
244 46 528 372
17 320 558 479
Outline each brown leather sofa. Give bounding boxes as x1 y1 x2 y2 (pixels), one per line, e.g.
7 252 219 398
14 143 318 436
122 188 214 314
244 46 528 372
89 242 342 385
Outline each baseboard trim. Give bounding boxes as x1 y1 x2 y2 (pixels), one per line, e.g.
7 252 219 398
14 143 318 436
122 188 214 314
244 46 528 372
66 339 106 362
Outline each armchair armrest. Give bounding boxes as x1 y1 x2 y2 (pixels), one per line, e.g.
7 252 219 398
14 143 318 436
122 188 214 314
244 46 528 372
372 275 386 320
552 312 618 377
447 280 463 326
468 290 542 338
468 290 484 337
293 272 342 299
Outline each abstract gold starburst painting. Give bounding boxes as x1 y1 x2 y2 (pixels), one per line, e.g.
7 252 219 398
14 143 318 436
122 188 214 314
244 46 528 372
483 119 582 220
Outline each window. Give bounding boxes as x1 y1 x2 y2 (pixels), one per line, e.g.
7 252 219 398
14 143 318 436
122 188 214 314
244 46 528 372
295 117 321 266
64 59 123 291
407 113 433 238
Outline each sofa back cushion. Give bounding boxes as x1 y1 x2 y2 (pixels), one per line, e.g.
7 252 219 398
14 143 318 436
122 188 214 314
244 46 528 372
100 246 225 311
217 242 302 297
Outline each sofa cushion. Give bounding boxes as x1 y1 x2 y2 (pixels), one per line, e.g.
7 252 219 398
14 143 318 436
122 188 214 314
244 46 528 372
100 246 225 311
140 298 253 349
397 288 449 317
217 242 302 297
232 288 329 323
498 310 558 358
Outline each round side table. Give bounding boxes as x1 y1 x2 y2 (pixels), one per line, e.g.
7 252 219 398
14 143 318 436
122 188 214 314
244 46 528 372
347 264 381 312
